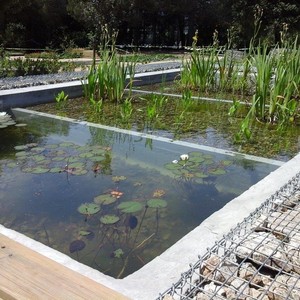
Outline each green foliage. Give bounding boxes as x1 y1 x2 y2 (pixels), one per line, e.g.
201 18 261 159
55 91 68 109
0 56 76 78
82 27 136 105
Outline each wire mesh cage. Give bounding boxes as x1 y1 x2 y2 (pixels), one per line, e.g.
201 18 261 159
157 173 300 300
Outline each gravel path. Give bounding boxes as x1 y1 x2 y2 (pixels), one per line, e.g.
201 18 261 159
0 61 182 90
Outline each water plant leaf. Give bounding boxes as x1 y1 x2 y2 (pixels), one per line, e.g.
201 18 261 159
6 162 18 168
69 240 86 253
117 201 143 213
147 198 167 208
30 167 50 174
59 142 75 147
113 248 124 259
30 147 45 153
100 214 120 225
112 175 127 182
209 168 226 175
14 145 28 151
15 151 28 157
94 194 117 205
15 123 27 127
45 144 58 149
32 155 46 162
189 156 205 163
79 230 93 236
194 172 208 178
203 159 214 165
51 156 65 161
79 152 94 158
49 167 62 173
77 203 101 215
221 160 233 166
164 162 181 170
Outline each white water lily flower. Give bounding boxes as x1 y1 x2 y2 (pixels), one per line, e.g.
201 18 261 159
0 112 7 116
180 154 189 161
172 160 178 164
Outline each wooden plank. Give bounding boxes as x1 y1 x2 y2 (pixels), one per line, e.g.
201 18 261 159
0 234 130 300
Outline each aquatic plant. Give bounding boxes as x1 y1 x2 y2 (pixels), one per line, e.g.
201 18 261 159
55 91 68 109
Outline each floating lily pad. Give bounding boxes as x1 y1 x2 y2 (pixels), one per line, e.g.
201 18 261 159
67 156 80 163
6 162 18 168
14 145 28 151
189 151 204 157
45 144 58 149
15 151 28 157
164 162 181 170
113 248 124 258
68 162 85 169
94 194 117 205
209 168 226 175
51 156 65 162
79 152 94 158
189 156 205 163
79 230 93 236
32 155 46 162
147 198 167 208
30 167 50 174
49 167 62 173
222 160 233 166
31 147 45 153
117 201 143 213
71 168 88 175
194 172 208 178
15 123 27 127
100 214 120 225
203 159 214 165
60 142 74 147
112 175 126 182
69 240 85 253
77 203 101 215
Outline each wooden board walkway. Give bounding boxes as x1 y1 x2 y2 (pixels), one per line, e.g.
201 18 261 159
0 234 130 300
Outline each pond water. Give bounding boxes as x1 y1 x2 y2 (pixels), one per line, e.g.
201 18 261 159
29 91 300 162
0 110 278 278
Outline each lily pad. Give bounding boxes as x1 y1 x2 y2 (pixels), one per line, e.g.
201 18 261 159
79 230 93 236
60 142 75 147
45 144 58 149
100 214 120 225
112 175 127 182
69 240 85 253
77 203 101 215
6 162 18 168
221 160 233 166
14 123 27 127
32 155 46 162
194 172 208 178
51 156 65 162
79 152 94 158
15 151 28 157
14 145 28 151
30 167 50 174
147 198 167 208
113 248 124 258
72 168 88 175
117 201 143 213
49 167 62 173
30 147 45 153
164 162 181 170
209 168 226 175
94 194 117 205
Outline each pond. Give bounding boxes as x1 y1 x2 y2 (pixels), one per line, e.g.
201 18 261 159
29 89 300 162
0 109 279 278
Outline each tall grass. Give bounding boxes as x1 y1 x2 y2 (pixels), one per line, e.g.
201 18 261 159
82 26 136 105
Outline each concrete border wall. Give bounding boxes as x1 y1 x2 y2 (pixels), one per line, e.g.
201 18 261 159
0 69 180 110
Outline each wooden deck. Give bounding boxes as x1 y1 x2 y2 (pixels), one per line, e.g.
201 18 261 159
0 234 130 300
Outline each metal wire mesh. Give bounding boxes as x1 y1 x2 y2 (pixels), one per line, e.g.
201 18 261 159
157 173 300 300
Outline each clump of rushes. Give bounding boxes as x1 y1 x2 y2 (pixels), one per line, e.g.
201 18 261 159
55 90 68 109
82 25 136 109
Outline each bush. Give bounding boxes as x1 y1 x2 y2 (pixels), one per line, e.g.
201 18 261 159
0 56 76 78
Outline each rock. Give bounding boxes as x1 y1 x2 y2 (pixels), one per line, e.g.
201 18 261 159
200 255 238 284
236 232 292 272
162 295 175 300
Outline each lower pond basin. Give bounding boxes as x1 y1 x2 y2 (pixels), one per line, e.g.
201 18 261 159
0 109 279 278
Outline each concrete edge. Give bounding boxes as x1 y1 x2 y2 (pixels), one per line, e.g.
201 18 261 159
0 69 180 110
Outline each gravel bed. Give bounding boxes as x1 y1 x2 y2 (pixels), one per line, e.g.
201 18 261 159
0 61 182 90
